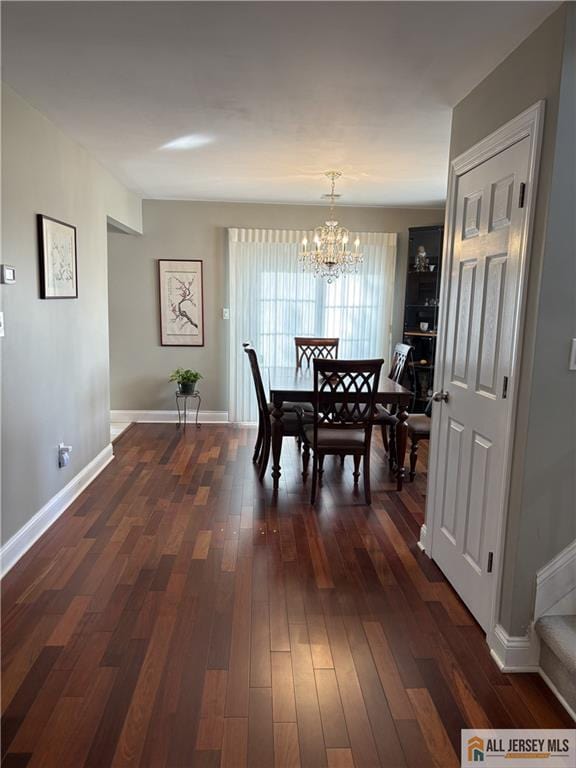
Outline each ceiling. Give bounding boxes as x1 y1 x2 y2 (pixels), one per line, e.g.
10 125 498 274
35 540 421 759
2 1 558 206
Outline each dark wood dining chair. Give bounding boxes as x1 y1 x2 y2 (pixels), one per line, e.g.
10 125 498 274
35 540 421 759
300 358 383 505
375 342 413 468
289 337 340 430
295 337 339 369
243 343 301 481
406 398 432 481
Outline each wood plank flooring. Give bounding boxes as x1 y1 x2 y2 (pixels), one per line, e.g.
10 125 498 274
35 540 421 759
2 424 573 767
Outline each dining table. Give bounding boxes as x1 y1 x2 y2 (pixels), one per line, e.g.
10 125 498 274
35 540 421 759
266 366 413 492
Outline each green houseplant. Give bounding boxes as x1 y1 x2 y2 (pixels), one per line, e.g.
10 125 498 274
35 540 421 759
169 368 202 395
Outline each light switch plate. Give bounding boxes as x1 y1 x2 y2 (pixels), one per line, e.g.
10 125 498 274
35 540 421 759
0 265 16 284
570 338 576 371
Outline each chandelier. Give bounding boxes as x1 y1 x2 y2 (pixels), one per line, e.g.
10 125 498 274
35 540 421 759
299 171 362 282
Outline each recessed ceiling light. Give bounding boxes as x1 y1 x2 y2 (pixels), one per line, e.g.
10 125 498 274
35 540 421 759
159 134 213 151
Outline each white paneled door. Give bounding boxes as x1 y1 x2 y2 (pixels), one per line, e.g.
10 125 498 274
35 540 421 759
430 137 531 632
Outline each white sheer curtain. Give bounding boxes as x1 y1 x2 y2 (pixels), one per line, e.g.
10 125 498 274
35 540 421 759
228 228 397 422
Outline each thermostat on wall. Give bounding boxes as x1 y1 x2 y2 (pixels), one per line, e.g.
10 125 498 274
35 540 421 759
0 265 16 284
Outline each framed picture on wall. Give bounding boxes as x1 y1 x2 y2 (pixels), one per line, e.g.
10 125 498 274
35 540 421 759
158 259 204 346
37 214 78 299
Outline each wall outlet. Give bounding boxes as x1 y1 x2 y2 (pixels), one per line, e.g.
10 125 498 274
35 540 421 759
570 339 576 371
58 443 73 468
222 307 230 320
0 311 4 338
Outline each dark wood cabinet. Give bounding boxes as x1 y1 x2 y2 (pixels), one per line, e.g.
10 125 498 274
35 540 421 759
403 224 444 412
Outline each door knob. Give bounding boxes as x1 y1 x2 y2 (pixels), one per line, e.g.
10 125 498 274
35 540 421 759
432 390 449 403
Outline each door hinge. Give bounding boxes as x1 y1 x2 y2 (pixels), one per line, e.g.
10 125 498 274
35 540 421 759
502 376 509 399
518 182 526 208
487 552 494 573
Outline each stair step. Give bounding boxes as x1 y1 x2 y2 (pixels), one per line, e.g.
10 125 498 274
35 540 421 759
536 615 576 717
536 615 576 675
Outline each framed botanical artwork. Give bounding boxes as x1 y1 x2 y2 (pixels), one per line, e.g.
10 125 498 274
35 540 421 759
37 214 78 299
158 259 204 346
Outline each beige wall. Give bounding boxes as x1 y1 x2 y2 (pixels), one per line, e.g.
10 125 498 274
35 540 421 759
1 85 142 545
447 4 574 636
108 200 443 413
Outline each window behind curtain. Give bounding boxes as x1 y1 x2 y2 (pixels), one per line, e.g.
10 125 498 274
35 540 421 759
228 228 397 422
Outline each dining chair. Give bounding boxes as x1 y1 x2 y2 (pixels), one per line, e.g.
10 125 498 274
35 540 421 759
243 343 301 481
289 337 339 430
374 342 413 469
406 399 432 481
300 358 383 505
294 337 339 369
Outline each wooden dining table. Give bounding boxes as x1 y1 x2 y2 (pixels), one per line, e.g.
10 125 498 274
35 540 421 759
267 366 413 492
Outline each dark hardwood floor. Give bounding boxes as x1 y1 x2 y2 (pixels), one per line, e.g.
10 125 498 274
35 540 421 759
1 424 573 767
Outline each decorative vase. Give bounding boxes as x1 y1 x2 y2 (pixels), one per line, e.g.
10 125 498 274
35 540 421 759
179 381 196 395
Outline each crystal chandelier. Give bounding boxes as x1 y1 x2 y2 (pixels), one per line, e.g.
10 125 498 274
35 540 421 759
299 171 362 282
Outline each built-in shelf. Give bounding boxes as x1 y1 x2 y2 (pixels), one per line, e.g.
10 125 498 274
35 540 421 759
403 225 444 412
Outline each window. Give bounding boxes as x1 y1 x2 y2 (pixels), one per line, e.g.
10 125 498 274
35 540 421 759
228 228 397 421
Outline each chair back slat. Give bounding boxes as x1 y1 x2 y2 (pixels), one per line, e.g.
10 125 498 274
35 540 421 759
243 344 268 418
388 343 413 385
295 337 339 369
313 358 383 431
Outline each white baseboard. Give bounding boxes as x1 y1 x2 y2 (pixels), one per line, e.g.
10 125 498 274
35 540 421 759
539 667 576 722
490 628 576 717
0 444 114 578
418 523 429 552
535 539 576 619
111 409 229 424
490 627 576 718
488 622 541 671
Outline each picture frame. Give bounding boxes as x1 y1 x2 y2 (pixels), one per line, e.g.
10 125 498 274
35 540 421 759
158 259 204 347
37 214 78 299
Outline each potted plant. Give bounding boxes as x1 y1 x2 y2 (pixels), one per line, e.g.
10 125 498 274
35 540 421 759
169 368 202 395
